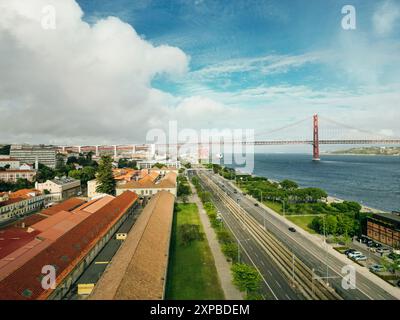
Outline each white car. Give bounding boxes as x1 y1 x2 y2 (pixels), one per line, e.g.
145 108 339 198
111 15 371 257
348 251 363 258
354 255 367 261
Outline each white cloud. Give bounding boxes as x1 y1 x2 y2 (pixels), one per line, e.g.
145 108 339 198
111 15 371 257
373 0 400 35
188 52 322 80
0 0 188 144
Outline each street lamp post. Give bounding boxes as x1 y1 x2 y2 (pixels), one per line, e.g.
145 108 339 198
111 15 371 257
323 215 329 286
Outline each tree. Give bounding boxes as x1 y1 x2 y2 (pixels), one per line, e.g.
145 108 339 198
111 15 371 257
118 158 137 169
231 263 262 293
179 224 204 246
177 183 191 197
152 163 164 169
280 179 298 190
36 163 56 183
222 243 239 262
96 156 116 195
182 195 189 204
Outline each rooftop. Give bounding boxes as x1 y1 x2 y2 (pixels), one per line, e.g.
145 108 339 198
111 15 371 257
372 212 400 224
89 191 174 300
0 191 138 300
50 176 79 185
117 172 176 190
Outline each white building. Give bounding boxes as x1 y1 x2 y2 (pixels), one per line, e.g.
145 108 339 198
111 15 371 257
10 144 57 168
0 156 20 169
36 177 81 200
137 160 181 170
0 169 37 182
0 194 48 224
87 179 109 199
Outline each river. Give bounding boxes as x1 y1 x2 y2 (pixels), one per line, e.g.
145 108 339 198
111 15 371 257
222 153 400 212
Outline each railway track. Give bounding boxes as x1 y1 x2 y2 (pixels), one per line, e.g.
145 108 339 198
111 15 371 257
198 171 342 300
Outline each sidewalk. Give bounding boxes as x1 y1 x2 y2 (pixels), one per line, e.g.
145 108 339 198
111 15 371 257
226 179 400 300
188 181 243 300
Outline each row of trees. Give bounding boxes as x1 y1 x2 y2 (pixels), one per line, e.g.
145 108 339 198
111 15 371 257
191 175 263 299
177 175 192 200
210 164 369 238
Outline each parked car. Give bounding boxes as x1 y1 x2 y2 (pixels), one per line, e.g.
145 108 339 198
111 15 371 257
288 227 297 233
354 255 367 261
377 248 390 254
397 279 400 288
348 251 363 258
367 241 375 247
344 249 356 255
369 264 385 272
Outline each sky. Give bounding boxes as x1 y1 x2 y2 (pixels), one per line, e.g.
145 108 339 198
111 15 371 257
0 0 399 147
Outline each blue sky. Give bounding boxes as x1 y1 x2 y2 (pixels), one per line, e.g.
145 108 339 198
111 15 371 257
1 0 399 145
73 0 400 141
76 0 399 92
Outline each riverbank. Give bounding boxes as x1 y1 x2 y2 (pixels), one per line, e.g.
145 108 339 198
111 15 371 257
323 153 400 157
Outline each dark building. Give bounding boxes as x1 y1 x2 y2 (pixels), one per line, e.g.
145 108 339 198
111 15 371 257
366 212 400 248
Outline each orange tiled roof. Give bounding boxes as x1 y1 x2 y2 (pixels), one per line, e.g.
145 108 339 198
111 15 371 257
0 191 138 300
9 189 41 200
40 198 85 216
117 171 177 190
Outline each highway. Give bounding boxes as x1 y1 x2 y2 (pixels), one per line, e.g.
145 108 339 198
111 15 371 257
194 169 398 300
189 171 303 300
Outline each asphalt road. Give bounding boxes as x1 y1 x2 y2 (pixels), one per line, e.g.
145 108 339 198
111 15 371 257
197 169 397 300
190 171 304 300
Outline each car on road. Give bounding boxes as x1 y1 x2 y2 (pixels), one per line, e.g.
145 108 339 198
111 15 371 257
288 227 296 233
354 255 367 261
397 279 400 288
369 264 385 273
254 203 259 207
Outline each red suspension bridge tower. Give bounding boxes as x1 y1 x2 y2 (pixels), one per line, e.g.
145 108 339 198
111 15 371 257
313 114 320 161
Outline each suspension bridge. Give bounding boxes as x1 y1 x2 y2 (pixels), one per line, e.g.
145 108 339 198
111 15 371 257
58 114 400 161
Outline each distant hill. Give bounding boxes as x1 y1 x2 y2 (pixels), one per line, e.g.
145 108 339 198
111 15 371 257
328 146 400 156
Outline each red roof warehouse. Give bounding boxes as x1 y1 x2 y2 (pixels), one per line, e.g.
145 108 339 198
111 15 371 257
0 191 138 300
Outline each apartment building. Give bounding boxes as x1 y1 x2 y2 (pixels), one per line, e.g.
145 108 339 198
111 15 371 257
10 144 57 168
0 169 37 182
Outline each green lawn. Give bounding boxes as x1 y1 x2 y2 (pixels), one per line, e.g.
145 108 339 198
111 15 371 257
286 215 320 234
263 200 283 214
165 203 225 300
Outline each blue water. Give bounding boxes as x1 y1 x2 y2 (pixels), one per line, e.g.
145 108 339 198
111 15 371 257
223 154 400 212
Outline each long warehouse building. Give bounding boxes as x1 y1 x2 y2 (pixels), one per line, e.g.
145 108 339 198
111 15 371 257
89 190 175 300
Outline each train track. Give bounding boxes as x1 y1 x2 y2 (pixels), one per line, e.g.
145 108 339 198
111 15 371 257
198 171 342 300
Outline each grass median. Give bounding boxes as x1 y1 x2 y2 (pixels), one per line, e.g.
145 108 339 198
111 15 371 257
165 203 224 300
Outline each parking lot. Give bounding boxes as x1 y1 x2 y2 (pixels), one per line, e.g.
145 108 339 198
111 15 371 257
338 236 400 288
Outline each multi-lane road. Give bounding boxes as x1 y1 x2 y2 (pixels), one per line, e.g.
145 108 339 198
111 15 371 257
192 169 398 300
